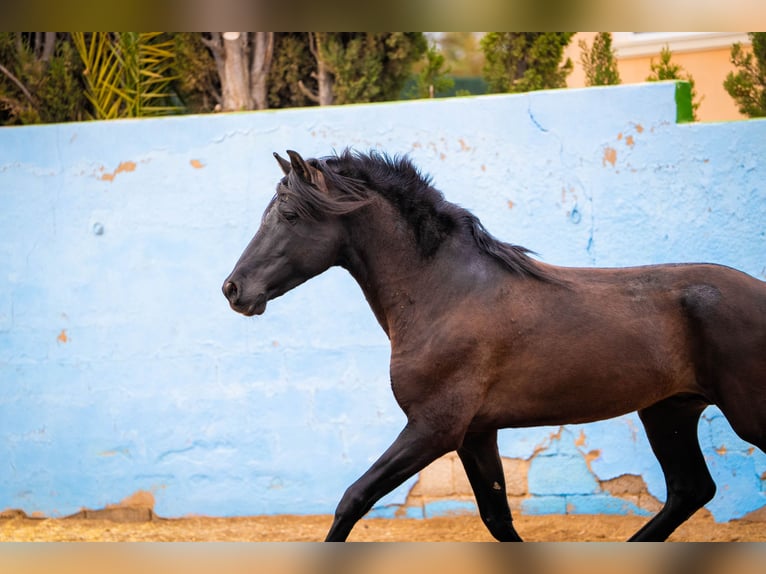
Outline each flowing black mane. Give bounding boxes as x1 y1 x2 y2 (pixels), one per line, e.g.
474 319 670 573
283 149 549 281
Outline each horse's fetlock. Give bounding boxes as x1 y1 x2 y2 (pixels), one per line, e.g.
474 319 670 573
335 487 367 519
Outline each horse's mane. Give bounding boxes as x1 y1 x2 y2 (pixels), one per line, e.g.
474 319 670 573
284 149 550 281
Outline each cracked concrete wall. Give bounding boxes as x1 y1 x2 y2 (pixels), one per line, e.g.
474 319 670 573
1 82 765 521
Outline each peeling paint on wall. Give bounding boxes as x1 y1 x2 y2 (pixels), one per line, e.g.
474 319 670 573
68 490 157 522
99 161 137 182
393 429 658 520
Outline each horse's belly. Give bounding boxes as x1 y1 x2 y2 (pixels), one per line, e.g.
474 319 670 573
472 350 695 429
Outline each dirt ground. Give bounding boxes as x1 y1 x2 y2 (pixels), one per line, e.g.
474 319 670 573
1 511 764 542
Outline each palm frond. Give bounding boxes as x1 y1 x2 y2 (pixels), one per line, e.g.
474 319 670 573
72 32 124 119
72 32 181 120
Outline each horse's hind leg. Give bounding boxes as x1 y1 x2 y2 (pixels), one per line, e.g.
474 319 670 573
629 395 716 542
457 430 522 541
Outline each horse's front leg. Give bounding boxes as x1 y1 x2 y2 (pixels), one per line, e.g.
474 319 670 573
325 420 463 541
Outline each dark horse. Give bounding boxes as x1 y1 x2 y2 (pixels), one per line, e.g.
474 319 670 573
223 149 766 542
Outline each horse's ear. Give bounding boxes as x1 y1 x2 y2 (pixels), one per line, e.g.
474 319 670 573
286 150 312 183
286 150 327 191
273 152 291 175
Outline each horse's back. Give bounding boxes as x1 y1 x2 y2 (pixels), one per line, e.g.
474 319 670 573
555 261 766 329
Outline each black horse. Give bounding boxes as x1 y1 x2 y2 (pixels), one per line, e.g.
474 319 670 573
223 149 766 541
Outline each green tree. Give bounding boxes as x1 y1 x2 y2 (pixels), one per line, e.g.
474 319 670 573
299 33 427 105
268 33 315 109
173 32 221 113
0 33 87 125
412 42 454 98
723 32 766 118
579 32 621 86
72 32 181 120
481 32 574 93
0 32 433 122
646 45 701 121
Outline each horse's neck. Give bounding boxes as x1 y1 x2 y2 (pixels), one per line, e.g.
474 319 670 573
337 202 421 338
339 200 474 341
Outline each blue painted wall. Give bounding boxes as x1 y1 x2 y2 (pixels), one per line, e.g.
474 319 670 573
1 82 765 521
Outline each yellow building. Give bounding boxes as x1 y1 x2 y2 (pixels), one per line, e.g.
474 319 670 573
566 33 752 122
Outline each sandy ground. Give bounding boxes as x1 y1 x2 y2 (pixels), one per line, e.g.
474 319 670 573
1 511 764 542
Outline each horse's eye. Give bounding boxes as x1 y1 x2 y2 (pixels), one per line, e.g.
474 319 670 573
283 211 299 223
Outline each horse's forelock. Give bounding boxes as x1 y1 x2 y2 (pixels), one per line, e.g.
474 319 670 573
278 154 371 220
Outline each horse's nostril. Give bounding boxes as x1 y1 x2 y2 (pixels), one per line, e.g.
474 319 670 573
223 280 239 302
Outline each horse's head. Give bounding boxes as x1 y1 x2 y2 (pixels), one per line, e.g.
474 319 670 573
223 150 358 316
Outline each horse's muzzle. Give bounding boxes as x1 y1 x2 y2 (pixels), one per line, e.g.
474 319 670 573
222 278 267 316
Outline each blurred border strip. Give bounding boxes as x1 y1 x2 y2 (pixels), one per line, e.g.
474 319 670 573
0 542 765 574
1 0 764 31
